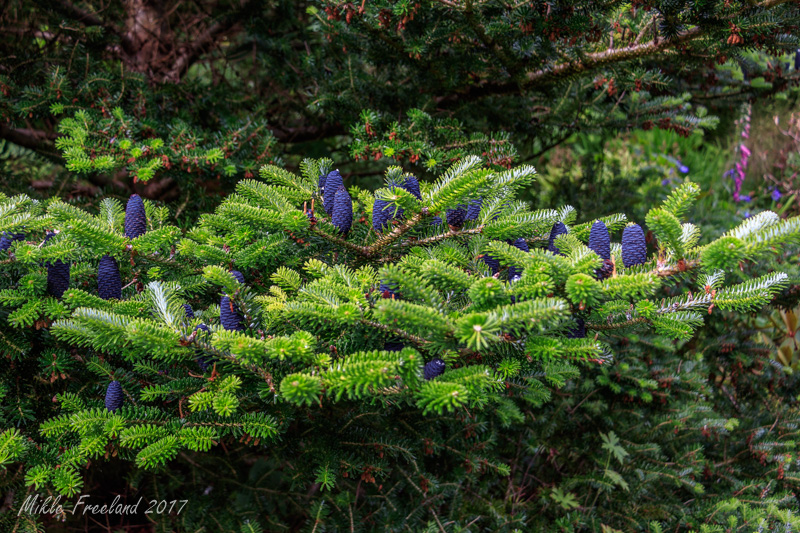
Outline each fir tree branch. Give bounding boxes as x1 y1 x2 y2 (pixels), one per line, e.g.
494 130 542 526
399 226 484 248
308 225 369 256
438 0 793 106
587 317 649 331
364 211 427 256
358 319 430 347
654 259 701 277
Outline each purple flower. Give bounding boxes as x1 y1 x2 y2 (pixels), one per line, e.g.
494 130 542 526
740 195 751 203
661 178 671 186
724 169 735 178
772 189 782 202
743 211 751 218
678 164 689 174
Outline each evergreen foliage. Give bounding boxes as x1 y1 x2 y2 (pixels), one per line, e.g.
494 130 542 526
0 156 799 530
3 0 800 202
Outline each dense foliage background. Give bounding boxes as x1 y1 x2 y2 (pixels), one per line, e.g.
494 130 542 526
3 1 800 532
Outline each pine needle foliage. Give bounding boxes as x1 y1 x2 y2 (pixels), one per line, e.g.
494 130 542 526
0 159 799 530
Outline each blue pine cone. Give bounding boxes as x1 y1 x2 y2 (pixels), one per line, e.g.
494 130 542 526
373 181 405 232
323 169 343 215
332 186 353 235
183 304 195 319
372 197 393 233
98 254 122 300
318 173 327 193
482 253 500 275
465 198 482 221
0 231 25 251
220 295 244 331
230 270 245 284
105 380 124 412
423 358 446 380
446 205 467 229
621 223 647 268
507 237 530 280
47 260 70 299
588 220 611 260
124 194 147 239
431 216 443 226
566 317 586 339
401 176 421 200
548 222 568 255
194 324 213 371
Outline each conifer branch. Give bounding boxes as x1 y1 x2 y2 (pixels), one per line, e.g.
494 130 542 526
399 226 484 248
440 0 793 105
359 319 430 347
654 259 701 277
587 317 649 331
308 225 369 256
364 211 427 256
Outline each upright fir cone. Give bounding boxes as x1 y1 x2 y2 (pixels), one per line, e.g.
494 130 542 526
230 270 245 285
401 176 422 200
795 49 800 70
44 231 69 298
332 186 353 235
182 304 195 319
566 317 586 339
220 296 244 331
98 255 122 300
621 223 647 267
47 259 70 299
318 173 327 194
372 197 392 233
105 381 124 412
482 252 500 275
388 180 405 221
0 230 25 251
507 237 530 280
465 198 483 221
194 324 212 371
588 220 611 260
431 216 443 226
124 194 147 239
548 222 568 255
423 358 446 380
446 205 467 230
323 169 343 215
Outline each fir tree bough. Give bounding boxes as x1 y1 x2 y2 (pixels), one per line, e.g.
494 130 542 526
1 159 800 530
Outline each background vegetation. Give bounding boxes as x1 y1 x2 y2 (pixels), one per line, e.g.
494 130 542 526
3 1 800 532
